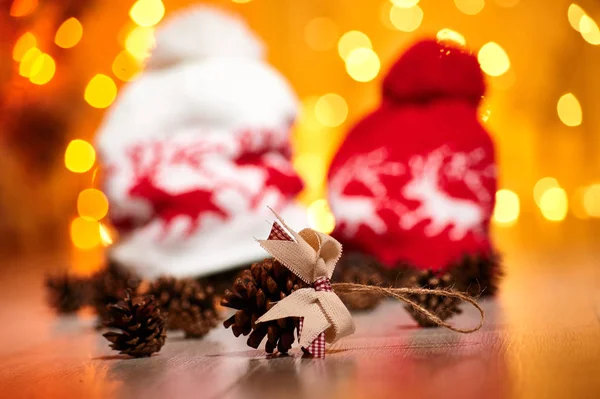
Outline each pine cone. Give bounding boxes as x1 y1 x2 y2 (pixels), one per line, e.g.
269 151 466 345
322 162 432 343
45 272 90 313
92 261 141 325
404 270 462 327
170 280 220 338
146 277 197 330
332 252 384 311
221 258 308 354
450 252 502 297
103 290 166 358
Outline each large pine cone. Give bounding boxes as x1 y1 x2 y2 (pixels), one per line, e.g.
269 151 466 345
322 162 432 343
103 290 166 358
221 258 308 354
45 272 90 313
449 252 502 297
404 270 462 327
92 261 141 325
332 252 384 311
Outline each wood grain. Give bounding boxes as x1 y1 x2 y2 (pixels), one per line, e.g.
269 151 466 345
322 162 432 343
0 248 599 399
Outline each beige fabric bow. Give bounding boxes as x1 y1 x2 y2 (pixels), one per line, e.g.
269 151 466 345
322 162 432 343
256 211 355 349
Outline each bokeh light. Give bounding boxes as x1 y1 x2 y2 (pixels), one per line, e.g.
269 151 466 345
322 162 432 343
29 53 56 85
493 189 520 225
77 189 109 221
18 47 42 77
99 223 115 246
55 18 83 49
129 0 165 28
296 96 321 131
579 15 600 45
568 4 586 32
436 28 466 46
293 153 327 192
345 48 381 82
307 199 336 234
337 30 372 60
389 5 423 32
304 17 338 51
539 187 568 221
314 93 348 127
454 0 485 15
10 0 38 17
570 186 589 220
71 217 101 249
125 26 156 60
379 2 395 29
478 42 510 77
232 0 252 3
533 177 559 206
391 0 419 7
112 50 143 82
84 74 118 109
583 184 600 218
65 139 96 173
557 93 582 127
13 32 36 61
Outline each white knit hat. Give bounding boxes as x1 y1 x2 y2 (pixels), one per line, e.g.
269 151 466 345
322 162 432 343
95 6 307 279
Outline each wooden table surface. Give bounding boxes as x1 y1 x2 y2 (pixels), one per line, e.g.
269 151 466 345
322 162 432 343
1 243 599 399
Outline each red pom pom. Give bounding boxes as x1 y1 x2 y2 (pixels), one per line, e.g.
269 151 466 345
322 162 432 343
382 39 485 106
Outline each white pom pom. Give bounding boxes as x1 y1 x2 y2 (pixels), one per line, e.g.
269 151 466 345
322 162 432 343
147 5 265 69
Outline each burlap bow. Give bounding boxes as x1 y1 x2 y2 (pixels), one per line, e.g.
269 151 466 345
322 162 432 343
256 210 355 357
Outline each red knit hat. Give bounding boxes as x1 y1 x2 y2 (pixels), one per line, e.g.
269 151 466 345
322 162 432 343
328 39 497 273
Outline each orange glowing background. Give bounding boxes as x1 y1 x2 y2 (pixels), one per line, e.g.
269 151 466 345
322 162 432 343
1 0 599 271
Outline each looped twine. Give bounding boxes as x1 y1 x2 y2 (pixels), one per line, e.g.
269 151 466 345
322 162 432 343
331 283 484 333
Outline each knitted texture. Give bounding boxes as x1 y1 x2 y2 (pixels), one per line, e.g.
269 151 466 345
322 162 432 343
328 39 498 290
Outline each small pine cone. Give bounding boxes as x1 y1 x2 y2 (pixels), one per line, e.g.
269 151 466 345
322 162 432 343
146 277 199 330
332 252 384 311
103 290 166 358
45 273 90 313
450 252 502 297
386 262 421 289
171 281 220 338
92 261 141 325
404 270 462 328
221 258 308 354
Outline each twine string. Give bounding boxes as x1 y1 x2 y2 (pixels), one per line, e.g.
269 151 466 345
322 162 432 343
331 283 485 334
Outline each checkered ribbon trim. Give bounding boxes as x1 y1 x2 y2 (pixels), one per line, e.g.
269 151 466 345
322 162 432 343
256 211 354 359
298 277 332 359
267 222 293 241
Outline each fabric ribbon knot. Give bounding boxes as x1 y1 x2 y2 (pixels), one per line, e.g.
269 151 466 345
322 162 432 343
256 209 355 358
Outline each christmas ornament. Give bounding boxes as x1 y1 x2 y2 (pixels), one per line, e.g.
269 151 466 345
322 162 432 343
222 210 484 358
103 290 166 358
45 272 90 314
327 38 501 316
92 261 141 325
221 258 308 354
95 5 307 280
332 252 384 311
404 270 461 327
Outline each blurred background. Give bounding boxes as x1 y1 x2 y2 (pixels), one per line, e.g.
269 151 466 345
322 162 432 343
0 0 598 274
